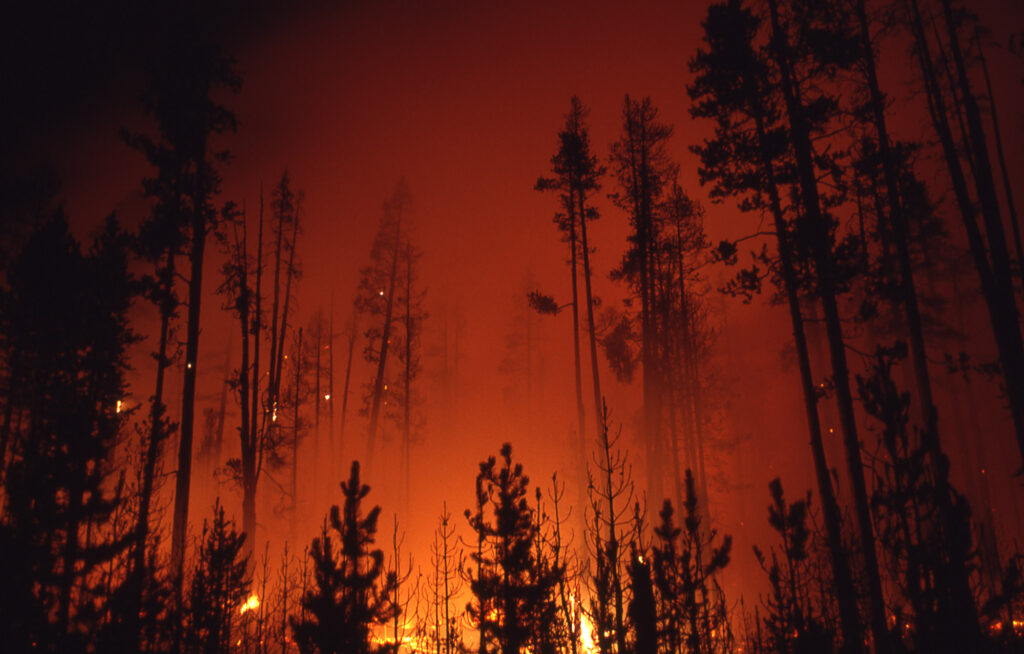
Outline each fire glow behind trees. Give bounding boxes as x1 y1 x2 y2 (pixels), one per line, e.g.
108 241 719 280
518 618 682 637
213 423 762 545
1 0 1024 652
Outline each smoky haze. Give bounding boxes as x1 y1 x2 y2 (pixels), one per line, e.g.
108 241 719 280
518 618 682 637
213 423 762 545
3 0 1024 650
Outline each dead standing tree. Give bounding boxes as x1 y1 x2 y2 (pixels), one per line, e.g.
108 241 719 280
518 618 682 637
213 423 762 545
397 239 427 517
535 97 607 532
218 172 302 553
357 181 412 473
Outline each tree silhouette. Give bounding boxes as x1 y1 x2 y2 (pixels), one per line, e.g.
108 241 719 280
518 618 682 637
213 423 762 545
183 502 251 654
218 171 303 551
0 214 137 651
396 238 427 516
290 461 399 654
466 443 564 654
536 97 607 512
585 407 636 654
651 472 732 654
609 95 676 506
127 10 240 594
754 479 836 654
358 181 413 472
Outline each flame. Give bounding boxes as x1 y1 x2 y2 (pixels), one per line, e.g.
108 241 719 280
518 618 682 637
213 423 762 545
580 610 596 653
115 400 123 414
989 618 1024 634
569 593 597 654
240 594 260 616
369 620 423 651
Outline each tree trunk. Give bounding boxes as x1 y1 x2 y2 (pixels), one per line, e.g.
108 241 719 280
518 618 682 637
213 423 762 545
566 203 589 529
213 337 230 467
765 2 887 650
128 251 176 648
568 208 588 464
328 297 335 481
340 310 357 465
859 2 981 646
171 210 207 595
673 214 710 522
367 213 402 471
246 194 264 553
274 197 300 417
752 107 864 653
942 0 1024 466
403 244 413 517
909 0 1024 470
577 187 604 442
974 27 1023 284
292 328 302 542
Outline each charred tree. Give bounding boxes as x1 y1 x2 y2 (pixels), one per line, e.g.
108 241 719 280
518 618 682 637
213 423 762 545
688 2 864 649
609 96 676 505
762 1 890 649
358 181 412 472
162 27 240 591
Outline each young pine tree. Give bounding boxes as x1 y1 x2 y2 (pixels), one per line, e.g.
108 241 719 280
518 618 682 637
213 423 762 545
754 479 835 654
290 461 399 654
183 502 252 654
466 443 565 654
652 471 732 654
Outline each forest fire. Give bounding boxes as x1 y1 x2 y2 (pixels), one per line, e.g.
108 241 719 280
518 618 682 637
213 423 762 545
239 594 260 616
580 611 597 654
1 0 1023 653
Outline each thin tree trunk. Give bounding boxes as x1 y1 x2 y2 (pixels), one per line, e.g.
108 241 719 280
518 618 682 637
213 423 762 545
328 295 335 483
245 192 264 553
367 212 402 471
568 210 588 466
268 186 288 419
315 321 321 434
128 250 176 649
941 0 1024 464
974 27 1023 283
909 0 1024 469
403 244 413 517
214 336 231 467
313 321 321 497
292 328 302 542
274 197 301 414
752 107 864 653
859 3 981 646
673 214 710 522
598 406 629 654
566 204 589 531
577 187 603 443
765 2 887 650
170 203 208 601
340 310 357 461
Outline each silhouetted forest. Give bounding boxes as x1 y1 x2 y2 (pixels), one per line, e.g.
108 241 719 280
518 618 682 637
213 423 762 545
1 0 1023 652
